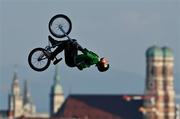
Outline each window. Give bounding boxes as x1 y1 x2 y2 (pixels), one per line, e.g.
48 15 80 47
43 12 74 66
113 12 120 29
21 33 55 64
151 66 157 76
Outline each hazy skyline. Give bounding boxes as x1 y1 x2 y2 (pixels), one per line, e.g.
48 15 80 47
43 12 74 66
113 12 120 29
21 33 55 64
0 0 179 112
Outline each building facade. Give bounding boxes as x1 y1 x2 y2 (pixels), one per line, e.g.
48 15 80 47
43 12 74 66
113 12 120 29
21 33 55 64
8 71 24 118
8 70 36 119
175 104 180 119
55 95 144 119
50 65 64 117
144 46 175 119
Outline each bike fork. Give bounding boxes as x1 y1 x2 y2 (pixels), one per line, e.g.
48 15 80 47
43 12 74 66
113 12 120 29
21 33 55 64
59 25 72 41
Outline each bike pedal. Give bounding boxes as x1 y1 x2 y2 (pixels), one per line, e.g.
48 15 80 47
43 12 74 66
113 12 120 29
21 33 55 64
53 58 62 65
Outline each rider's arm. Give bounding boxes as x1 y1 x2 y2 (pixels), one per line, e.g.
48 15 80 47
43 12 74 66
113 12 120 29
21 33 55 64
76 49 100 70
83 48 99 64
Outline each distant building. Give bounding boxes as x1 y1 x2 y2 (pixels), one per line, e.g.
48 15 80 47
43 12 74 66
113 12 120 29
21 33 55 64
175 104 180 119
55 94 144 119
22 80 36 117
8 70 24 118
8 70 36 118
18 95 144 119
2 46 178 119
50 65 64 116
144 46 175 119
52 46 176 119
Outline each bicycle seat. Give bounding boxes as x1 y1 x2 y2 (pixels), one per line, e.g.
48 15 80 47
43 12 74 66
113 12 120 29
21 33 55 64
48 35 60 47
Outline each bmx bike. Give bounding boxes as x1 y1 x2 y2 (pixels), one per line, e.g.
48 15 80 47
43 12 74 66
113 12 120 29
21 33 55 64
28 14 72 71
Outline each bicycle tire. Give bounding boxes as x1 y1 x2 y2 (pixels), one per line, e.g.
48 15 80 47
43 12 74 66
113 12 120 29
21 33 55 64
28 48 51 71
49 14 72 38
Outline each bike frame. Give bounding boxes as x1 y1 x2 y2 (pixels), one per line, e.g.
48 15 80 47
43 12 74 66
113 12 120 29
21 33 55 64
45 25 72 53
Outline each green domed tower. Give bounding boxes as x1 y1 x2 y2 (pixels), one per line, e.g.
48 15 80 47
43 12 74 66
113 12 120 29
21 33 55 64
146 46 163 58
50 65 64 116
162 47 173 58
144 46 165 119
162 47 175 119
144 46 175 119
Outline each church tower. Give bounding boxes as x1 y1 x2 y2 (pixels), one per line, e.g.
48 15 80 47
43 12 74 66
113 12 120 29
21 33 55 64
23 80 36 117
8 70 23 118
144 46 175 119
162 47 175 119
144 46 164 119
50 65 64 116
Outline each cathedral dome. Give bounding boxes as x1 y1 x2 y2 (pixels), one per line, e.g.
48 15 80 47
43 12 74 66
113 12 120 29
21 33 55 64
162 47 173 57
146 46 163 58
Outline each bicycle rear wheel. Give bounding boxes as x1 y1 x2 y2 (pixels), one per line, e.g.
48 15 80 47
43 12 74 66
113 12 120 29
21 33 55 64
49 14 72 38
28 48 51 71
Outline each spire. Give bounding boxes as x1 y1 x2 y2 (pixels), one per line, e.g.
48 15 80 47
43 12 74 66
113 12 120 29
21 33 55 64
13 65 18 82
23 79 31 104
50 64 64 116
12 65 20 95
52 64 63 94
23 80 36 116
12 72 19 87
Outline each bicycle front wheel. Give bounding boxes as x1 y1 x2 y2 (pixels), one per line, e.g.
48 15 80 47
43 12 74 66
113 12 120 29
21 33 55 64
28 48 51 71
49 14 72 38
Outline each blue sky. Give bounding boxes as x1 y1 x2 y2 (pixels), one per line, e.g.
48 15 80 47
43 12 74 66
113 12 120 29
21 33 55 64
0 0 179 112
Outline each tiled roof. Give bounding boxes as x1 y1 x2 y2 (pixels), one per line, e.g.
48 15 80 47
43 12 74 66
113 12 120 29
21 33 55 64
55 94 144 119
18 117 49 119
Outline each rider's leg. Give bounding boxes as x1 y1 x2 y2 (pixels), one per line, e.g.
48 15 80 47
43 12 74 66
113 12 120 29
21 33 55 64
64 40 87 69
49 40 69 60
64 44 77 67
64 39 84 67
73 40 84 52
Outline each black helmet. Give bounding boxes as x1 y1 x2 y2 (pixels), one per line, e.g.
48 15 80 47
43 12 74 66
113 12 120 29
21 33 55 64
96 57 109 72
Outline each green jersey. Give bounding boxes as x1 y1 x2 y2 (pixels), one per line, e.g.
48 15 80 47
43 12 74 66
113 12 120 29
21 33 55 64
76 49 99 70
